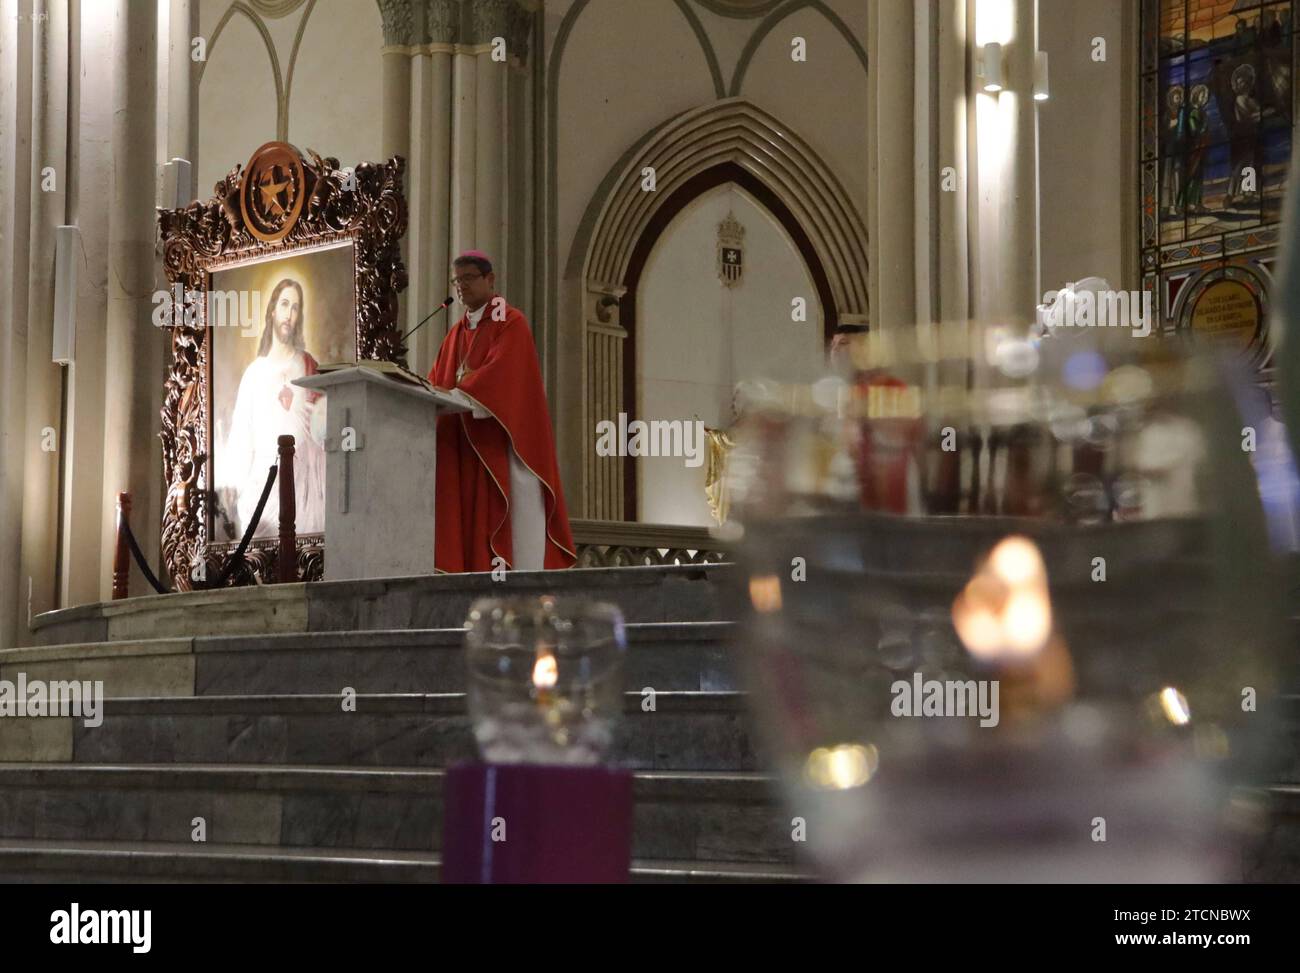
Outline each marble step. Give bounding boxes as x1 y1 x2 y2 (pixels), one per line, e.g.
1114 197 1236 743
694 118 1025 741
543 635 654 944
0 763 794 864
7 593 1288 708
0 838 812 883
1242 785 1300 883
0 691 761 772
1264 695 1300 785
0 622 739 698
28 519 1230 650
30 563 729 646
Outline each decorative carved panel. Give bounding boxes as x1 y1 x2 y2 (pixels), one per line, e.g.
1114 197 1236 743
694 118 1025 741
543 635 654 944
157 142 408 589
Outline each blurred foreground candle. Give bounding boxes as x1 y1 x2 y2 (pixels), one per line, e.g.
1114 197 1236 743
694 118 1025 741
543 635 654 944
723 323 1290 882
442 596 633 883
465 595 626 764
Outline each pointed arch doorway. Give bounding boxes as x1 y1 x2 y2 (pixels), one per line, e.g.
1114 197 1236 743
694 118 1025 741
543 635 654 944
572 98 870 523
621 163 836 523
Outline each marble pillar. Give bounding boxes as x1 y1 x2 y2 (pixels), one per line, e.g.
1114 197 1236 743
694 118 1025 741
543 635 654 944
0 0 35 647
166 0 197 189
21 0 69 629
423 46 453 369
1001 0 1040 319
867 0 917 334
405 0 457 376
450 47 477 259
937 0 970 326
100 0 159 600
585 285 627 520
472 1 512 291
971 0 1039 326
60 0 113 612
380 0 415 363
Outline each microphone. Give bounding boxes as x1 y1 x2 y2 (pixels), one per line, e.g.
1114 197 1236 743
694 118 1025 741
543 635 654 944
401 296 455 341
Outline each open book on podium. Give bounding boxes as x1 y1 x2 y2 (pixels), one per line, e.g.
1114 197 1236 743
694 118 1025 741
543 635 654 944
316 358 453 396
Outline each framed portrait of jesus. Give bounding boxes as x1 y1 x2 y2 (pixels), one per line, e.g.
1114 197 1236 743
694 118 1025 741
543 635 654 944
206 241 357 543
157 141 408 589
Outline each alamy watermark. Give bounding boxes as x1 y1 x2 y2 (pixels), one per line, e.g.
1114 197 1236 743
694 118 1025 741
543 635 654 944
890 672 1000 728
1040 287 1153 338
50 903 150 952
594 412 706 468
0 672 103 727
151 283 262 338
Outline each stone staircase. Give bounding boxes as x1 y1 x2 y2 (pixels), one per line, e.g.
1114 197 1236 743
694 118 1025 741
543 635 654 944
1 520 1297 883
0 563 808 882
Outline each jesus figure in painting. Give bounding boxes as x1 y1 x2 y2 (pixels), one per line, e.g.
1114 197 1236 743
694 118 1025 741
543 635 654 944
220 277 328 538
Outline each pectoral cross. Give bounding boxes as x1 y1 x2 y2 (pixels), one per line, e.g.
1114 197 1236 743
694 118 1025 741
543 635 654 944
323 406 365 514
456 361 471 382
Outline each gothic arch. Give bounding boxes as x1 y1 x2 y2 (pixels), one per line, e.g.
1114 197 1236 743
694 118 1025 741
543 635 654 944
728 0 869 96
577 98 869 322
200 2 286 137
569 98 869 520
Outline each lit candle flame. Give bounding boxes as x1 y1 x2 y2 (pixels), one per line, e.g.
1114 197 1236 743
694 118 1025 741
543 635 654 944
532 653 558 690
749 574 783 614
953 535 1053 662
1158 686 1191 726
804 743 879 790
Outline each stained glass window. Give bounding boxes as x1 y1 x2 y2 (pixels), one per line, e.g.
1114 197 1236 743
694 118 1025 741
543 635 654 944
1140 0 1295 372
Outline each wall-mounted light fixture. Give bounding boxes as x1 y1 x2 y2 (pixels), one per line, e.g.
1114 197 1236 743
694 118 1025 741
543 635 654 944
1034 51 1050 101
161 158 193 210
52 225 79 366
980 42 1004 92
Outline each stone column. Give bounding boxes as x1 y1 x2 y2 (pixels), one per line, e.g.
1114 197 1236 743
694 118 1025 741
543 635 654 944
100 0 159 599
406 0 456 375
379 0 414 361
936 0 970 325
21 0 69 629
167 0 197 194
1000 0 1040 319
585 285 627 520
379 0 414 161
472 0 511 290
58 0 112 610
449 41 477 258
867 0 917 334
971 0 1039 325
425 44 453 366
0 0 36 647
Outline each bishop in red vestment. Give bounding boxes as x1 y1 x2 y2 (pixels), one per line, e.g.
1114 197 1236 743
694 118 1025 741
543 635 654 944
428 251 577 573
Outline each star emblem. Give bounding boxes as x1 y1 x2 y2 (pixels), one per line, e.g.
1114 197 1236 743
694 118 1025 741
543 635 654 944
258 167 292 217
239 143 308 242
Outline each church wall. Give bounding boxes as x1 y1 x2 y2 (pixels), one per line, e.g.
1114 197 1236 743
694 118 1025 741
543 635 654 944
735 4 869 221
549 0 717 286
1038 0 1133 294
196 0 383 197
287 0 384 175
636 183 823 525
197 6 278 194
546 0 872 520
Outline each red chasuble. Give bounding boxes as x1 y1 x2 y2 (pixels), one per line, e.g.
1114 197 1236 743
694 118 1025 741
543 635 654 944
428 299 577 573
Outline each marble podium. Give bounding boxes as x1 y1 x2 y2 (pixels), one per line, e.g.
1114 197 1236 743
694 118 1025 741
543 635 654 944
293 366 469 581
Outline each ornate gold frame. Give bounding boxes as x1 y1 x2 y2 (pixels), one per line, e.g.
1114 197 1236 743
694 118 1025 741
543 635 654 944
157 142 408 589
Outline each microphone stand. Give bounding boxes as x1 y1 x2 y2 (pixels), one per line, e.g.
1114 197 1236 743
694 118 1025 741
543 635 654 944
402 296 455 342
